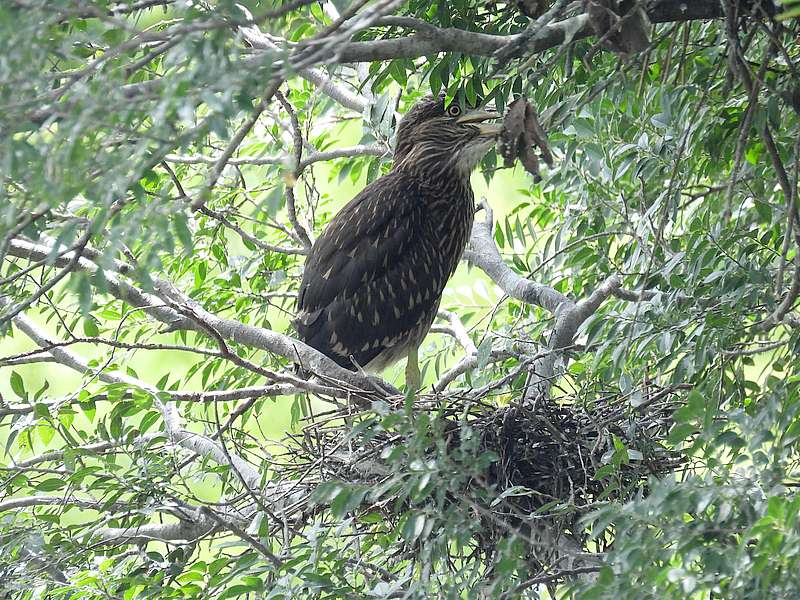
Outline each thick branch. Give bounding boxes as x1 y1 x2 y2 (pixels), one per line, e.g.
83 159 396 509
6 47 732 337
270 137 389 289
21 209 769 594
524 275 621 404
6 238 396 398
311 1 763 64
25 1 769 128
466 202 571 315
165 143 385 169
464 201 623 403
92 519 215 545
337 14 590 63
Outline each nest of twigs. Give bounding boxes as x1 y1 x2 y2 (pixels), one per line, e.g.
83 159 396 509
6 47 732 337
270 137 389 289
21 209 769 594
289 385 684 547
481 393 682 511
472 394 683 541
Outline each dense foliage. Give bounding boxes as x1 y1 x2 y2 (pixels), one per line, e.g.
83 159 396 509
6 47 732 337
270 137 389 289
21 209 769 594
1 1 800 598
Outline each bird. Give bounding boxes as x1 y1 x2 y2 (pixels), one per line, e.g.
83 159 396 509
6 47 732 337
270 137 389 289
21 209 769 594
293 94 502 389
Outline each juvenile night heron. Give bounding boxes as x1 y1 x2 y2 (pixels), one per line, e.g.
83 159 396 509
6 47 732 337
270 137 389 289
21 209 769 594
294 95 502 388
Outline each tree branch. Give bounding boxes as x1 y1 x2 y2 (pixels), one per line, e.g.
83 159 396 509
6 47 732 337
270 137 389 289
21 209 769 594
92 519 215 545
0 204 122 326
165 143 386 169
3 299 262 489
275 90 313 249
5 238 398 399
193 79 283 210
466 200 571 315
11 434 162 469
524 275 620 404
24 1 772 128
435 309 477 355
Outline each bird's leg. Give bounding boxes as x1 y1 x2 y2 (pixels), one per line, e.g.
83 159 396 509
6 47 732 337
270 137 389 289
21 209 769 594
405 344 421 391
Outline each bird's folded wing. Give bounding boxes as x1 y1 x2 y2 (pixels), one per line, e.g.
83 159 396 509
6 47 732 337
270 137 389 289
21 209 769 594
297 172 420 313
295 173 440 368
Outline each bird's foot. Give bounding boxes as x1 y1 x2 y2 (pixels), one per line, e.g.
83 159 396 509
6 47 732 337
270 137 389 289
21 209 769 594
366 375 402 398
348 355 402 398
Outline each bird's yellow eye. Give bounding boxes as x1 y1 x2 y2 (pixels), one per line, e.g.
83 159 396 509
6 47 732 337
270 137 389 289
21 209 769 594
446 104 462 117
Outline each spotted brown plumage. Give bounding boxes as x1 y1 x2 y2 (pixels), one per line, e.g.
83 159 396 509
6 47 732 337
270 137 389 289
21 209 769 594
294 95 501 382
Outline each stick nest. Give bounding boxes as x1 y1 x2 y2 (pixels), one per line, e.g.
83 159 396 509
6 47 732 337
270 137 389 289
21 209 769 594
478 394 681 517
290 385 684 542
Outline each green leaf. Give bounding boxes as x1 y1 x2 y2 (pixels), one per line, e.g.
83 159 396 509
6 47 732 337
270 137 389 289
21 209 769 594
38 424 55 445
31 380 49 403
674 389 705 423
36 478 66 492
777 3 800 19
667 423 697 445
173 213 193 255
83 318 100 337
476 337 492 370
401 513 426 543
75 273 93 318
330 485 366 518
10 371 26 400
138 411 161 434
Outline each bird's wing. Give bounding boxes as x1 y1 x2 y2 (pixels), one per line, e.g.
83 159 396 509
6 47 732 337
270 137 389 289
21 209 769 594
298 173 417 311
295 172 440 368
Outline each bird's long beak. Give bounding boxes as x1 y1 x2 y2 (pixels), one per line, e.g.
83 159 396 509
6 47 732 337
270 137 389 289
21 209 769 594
457 108 503 136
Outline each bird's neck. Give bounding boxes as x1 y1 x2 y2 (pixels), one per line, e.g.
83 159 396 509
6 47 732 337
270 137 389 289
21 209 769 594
393 137 493 182
394 161 474 213
392 150 475 190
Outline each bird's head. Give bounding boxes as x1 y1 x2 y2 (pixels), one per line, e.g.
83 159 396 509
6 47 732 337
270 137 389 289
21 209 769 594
393 94 502 177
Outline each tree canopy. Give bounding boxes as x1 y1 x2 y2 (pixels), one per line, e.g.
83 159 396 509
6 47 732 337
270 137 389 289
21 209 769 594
2 0 800 598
